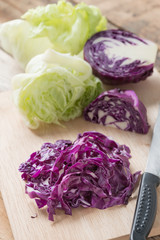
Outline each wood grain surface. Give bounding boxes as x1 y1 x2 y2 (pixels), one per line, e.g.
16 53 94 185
0 0 160 239
0 86 160 240
0 54 160 240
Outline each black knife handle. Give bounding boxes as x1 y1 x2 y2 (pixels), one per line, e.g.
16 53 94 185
130 172 160 240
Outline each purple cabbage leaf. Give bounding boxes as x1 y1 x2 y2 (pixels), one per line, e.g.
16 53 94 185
84 89 150 134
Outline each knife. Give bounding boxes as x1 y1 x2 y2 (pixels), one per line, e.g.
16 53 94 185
130 107 160 240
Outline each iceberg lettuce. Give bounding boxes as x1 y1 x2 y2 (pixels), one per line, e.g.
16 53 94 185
12 49 103 128
0 0 106 68
0 20 53 68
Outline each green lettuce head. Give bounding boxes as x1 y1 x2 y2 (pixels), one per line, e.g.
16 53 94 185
0 0 107 68
12 49 103 129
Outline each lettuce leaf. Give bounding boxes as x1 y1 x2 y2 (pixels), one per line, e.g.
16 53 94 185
0 20 53 68
12 49 103 128
0 0 106 68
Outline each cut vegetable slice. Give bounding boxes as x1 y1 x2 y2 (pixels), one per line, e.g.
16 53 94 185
84 29 158 84
84 89 150 134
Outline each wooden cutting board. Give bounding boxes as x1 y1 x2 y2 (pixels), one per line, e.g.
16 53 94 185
0 54 160 239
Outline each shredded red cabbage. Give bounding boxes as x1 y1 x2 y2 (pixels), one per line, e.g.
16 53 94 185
19 132 140 221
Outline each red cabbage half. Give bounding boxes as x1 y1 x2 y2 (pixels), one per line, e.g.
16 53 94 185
84 29 158 84
84 89 149 134
19 132 140 221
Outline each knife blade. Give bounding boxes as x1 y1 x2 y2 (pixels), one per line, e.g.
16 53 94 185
130 106 160 240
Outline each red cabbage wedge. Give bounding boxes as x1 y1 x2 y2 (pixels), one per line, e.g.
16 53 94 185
19 131 140 221
84 89 149 134
84 29 158 84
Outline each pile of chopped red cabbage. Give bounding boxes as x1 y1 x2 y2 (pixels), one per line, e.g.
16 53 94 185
19 131 140 221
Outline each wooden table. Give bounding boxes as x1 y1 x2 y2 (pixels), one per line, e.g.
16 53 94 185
0 0 160 239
